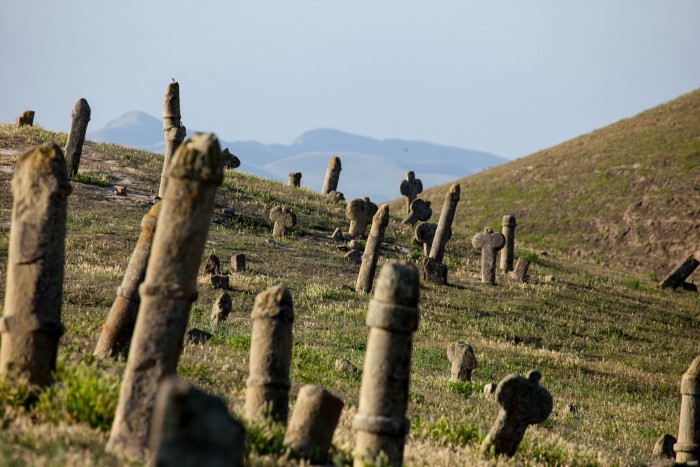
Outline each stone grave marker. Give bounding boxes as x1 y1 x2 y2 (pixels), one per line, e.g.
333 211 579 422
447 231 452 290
399 171 423 214
270 206 297 238
149 377 245 467
675 356 700 462
94 202 162 359
414 223 436 257
321 156 342 195
65 98 91 176
653 434 676 460
472 227 506 285
245 286 294 425
447 341 478 382
354 262 419 466
205 254 221 275
422 184 460 284
500 215 517 272
288 172 302 187
480 370 553 457
660 254 700 290
356 205 390 293
231 254 246 272
107 133 223 458
402 199 432 226
222 148 240 169
346 197 378 238
17 110 35 127
157 81 187 199
0 142 71 388
512 258 531 283
284 385 344 464
211 291 232 326
326 190 345 203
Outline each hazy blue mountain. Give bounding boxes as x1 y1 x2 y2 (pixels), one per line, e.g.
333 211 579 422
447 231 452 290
88 111 507 201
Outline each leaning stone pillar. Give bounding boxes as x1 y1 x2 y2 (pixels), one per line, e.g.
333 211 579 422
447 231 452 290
64 98 91 176
245 286 294 425
0 142 71 388
356 205 390 293
675 356 700 462
284 384 344 464
472 227 506 285
499 215 517 272
660 255 700 290
353 262 420 466
17 110 35 127
157 81 187 199
422 184 460 283
106 133 223 458
94 202 162 359
321 156 342 195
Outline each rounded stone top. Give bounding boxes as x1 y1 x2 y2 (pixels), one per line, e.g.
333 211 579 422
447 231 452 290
472 227 506 250
270 206 297 226
141 201 162 231
495 371 553 424
328 156 341 170
167 133 224 184
71 98 91 119
445 183 461 202
374 204 390 226
681 355 700 395
447 341 478 369
13 142 72 199
373 261 420 307
502 215 516 227
252 286 294 322
162 81 181 119
346 198 378 221
415 223 438 243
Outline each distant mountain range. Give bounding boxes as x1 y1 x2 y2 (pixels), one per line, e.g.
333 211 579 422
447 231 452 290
87 111 507 201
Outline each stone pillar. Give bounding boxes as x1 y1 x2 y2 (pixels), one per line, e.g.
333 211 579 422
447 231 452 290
447 341 477 382
660 255 700 290
231 254 246 272
675 356 700 462
353 262 419 467
512 258 531 283
480 370 553 457
472 227 506 285
107 133 223 458
288 172 302 187
346 197 378 238
500 215 517 272
245 286 294 425
402 199 432 226
356 205 390 293
0 143 71 388
422 184 460 284
398 171 423 214
158 81 187 199
284 385 344 464
321 156 342 195
17 110 35 127
149 377 245 467
64 98 91 176
270 206 297 238
94 202 162 359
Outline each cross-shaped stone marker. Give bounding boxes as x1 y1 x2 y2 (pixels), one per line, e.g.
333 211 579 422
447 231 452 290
399 171 423 214
346 197 378 237
402 199 432 226
472 227 506 285
270 206 297 238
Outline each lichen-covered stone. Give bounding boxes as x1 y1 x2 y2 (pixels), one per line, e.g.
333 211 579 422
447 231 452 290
211 291 232 326
157 81 187 198
399 171 423 214
512 258 531 283
346 197 378 238
447 341 478 382
472 227 506 285
356 205 390 293
321 156 342 195
402 199 432 226
270 206 297 238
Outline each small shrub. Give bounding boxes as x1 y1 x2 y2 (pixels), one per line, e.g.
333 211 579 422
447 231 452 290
624 278 642 290
448 380 484 398
423 416 480 446
70 172 111 187
245 420 286 456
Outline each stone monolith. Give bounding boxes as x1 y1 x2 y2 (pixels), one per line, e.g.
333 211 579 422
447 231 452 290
210 292 232 326
107 133 223 458
480 370 553 457
675 356 700 462
447 341 478 382
270 206 297 238
422 184 460 283
17 110 35 127
284 385 344 464
231 254 246 272
500 215 517 272
64 98 91 176
661 255 700 290
356 205 390 293
353 262 419 466
402 199 432 226
321 156 342 195
399 171 423 214
288 172 302 187
346 197 378 238
512 258 531 283
472 227 506 285
245 286 294 425
157 81 187 198
0 142 71 388
94 202 162 359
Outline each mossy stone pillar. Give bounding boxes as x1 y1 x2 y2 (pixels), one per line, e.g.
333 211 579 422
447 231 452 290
107 133 223 458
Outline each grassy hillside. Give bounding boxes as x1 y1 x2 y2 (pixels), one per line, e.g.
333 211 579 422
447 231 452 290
411 89 700 278
0 123 698 465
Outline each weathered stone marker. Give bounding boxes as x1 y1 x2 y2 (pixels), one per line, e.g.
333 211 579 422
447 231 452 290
414 223 437 257
500 215 517 272
205 254 221 275
402 199 432 226
210 292 232 326
512 258 531 283
107 133 223 458
149 377 245 467
346 197 378 238
245 286 294 425
231 254 246 272
64 98 91 176
288 172 302 187
284 385 344 464
447 341 478 382
17 110 35 127
653 434 676 459
222 148 241 169
94 202 162 359
0 142 71 388
660 255 700 290
270 206 297 238
321 156 342 195
422 184 460 284
353 262 419 466
675 356 700 462
356 205 390 293
399 171 423 214
157 81 187 199
480 370 553 457
472 227 506 285
326 190 345 203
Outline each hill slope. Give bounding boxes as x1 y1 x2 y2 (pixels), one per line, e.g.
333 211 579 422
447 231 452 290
414 88 700 277
0 124 697 465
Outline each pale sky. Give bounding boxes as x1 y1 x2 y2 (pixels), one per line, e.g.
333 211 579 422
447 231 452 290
1 1 699 159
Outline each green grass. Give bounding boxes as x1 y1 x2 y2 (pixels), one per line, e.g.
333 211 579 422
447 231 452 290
0 122 697 465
